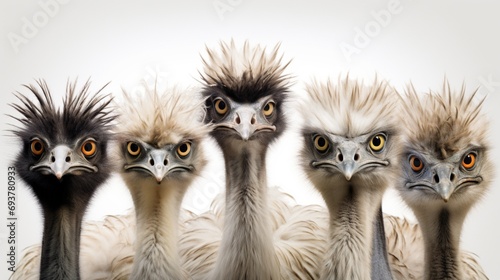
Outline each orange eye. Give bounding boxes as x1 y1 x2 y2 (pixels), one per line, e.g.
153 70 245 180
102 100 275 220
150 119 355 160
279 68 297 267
81 140 97 158
215 99 228 115
409 156 424 172
127 142 141 157
30 139 44 156
177 142 191 158
462 153 476 170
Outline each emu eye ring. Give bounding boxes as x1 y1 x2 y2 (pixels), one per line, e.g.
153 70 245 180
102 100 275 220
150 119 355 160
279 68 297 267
30 139 44 156
369 134 386 152
215 99 228 115
127 142 141 157
462 152 476 170
81 140 97 158
177 142 191 158
263 101 275 117
313 135 329 153
409 155 424 172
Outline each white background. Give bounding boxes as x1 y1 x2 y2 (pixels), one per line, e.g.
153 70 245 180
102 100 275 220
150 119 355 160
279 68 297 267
1 1 499 279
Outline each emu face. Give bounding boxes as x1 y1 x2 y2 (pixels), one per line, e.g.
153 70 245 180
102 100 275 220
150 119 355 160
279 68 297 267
120 138 201 184
303 131 393 183
204 92 284 145
11 80 114 208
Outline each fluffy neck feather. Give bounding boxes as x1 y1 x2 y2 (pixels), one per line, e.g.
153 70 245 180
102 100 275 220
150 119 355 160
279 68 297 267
40 206 83 280
415 206 467 280
126 177 189 280
319 179 386 280
211 140 278 280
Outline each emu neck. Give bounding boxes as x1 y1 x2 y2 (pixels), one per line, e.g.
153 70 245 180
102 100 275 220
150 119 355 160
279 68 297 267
320 180 385 280
371 207 393 280
212 142 278 280
418 208 465 280
40 206 84 280
129 181 187 280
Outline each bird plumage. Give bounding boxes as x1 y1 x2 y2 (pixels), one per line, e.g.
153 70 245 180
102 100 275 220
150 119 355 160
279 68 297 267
396 82 491 279
179 187 329 280
10 79 115 280
200 40 289 280
299 76 401 279
177 40 329 280
114 86 209 279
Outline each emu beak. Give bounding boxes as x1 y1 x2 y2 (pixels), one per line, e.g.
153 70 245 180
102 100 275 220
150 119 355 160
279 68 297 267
234 107 256 140
435 182 455 202
341 161 356 181
50 145 73 180
337 143 360 181
149 150 169 184
432 165 456 202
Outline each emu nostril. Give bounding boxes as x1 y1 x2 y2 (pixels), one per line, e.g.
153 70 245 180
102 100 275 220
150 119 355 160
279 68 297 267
51 156 55 162
251 117 256 125
354 154 360 161
450 173 455 181
163 159 168 166
65 156 71 162
338 153 344 162
149 159 154 166
235 116 241 124
434 174 440 183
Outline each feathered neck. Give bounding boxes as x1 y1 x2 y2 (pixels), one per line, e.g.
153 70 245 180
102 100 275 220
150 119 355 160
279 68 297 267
126 178 189 280
319 178 388 280
211 140 279 280
40 206 84 280
415 207 467 279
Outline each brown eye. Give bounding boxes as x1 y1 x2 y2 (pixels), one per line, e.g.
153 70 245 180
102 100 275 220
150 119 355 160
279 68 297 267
462 153 476 170
177 142 191 158
369 134 386 152
127 142 141 157
30 139 44 156
409 156 424 172
81 140 97 158
263 102 275 117
313 135 329 153
215 99 228 115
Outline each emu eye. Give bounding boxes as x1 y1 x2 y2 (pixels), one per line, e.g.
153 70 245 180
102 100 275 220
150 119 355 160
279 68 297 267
215 99 228 115
369 134 386 152
263 101 275 117
409 155 424 172
127 142 141 157
30 139 44 156
81 140 97 158
177 142 191 158
462 152 476 170
313 135 329 153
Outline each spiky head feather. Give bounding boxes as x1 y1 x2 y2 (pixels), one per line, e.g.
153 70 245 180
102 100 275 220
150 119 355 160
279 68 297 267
10 79 115 207
11 79 114 142
397 81 493 220
116 86 210 147
401 82 489 159
200 40 291 103
301 76 400 137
